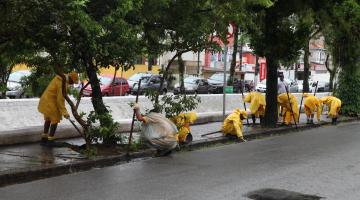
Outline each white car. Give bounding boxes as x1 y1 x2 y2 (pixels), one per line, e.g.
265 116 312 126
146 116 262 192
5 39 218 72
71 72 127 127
255 78 298 93
6 70 31 98
255 81 267 92
297 80 330 93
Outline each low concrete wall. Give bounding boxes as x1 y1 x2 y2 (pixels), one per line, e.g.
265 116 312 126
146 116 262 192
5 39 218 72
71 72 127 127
0 93 331 145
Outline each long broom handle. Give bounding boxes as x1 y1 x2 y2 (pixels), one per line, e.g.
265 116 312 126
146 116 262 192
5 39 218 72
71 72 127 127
298 92 304 122
127 79 142 154
285 85 298 129
68 118 83 137
313 81 319 96
240 87 250 125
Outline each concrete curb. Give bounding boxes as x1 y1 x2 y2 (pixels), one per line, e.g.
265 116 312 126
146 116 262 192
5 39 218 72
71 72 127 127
1 117 358 187
0 112 230 146
0 149 156 188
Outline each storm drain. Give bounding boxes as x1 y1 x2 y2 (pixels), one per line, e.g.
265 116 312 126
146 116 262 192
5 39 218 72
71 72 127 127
245 188 323 200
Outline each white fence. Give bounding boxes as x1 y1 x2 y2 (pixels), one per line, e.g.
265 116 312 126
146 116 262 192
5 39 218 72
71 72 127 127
0 93 330 145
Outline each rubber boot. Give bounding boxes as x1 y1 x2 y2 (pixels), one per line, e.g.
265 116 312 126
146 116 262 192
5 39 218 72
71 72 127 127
184 133 193 144
252 115 256 126
259 117 264 124
306 118 311 124
332 117 338 125
46 124 64 147
310 118 314 124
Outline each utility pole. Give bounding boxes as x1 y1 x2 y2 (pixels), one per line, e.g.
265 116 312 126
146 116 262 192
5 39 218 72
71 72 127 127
197 51 200 76
254 55 259 88
223 46 228 120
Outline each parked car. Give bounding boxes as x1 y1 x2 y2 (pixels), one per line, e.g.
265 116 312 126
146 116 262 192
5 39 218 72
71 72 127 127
127 73 153 94
312 81 330 92
131 74 167 95
255 78 298 93
6 70 31 98
255 81 267 93
83 75 129 96
207 73 249 94
173 76 210 94
297 80 330 93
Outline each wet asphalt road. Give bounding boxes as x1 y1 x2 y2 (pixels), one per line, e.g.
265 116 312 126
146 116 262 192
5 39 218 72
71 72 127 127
2 121 360 200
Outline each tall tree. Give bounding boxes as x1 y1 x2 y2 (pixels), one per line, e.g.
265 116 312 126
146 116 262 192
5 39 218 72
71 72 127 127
137 0 223 110
23 0 142 116
0 0 37 98
313 0 360 115
247 0 310 127
321 0 360 116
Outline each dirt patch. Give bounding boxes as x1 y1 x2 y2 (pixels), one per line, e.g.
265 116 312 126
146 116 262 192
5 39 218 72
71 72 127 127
67 143 149 157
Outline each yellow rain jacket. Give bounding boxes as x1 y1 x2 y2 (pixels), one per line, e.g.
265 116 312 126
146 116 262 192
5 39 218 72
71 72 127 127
244 92 266 117
222 108 247 138
171 112 197 143
303 94 322 121
38 75 69 124
278 93 299 125
320 96 341 118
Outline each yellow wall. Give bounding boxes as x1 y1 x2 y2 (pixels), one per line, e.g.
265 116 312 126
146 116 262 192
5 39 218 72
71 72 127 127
100 64 160 78
12 64 28 72
12 64 160 79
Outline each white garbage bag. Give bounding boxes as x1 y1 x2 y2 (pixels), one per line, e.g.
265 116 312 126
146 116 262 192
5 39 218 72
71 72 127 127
141 112 178 150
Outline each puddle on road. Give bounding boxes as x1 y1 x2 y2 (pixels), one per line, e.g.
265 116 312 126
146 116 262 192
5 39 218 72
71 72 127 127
245 188 323 200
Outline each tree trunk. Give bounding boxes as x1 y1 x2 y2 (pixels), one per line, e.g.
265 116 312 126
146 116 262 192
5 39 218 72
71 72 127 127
263 57 279 127
148 55 153 71
0 64 14 99
111 65 119 96
303 39 310 92
178 56 185 94
154 51 184 111
229 25 239 85
86 62 109 115
324 54 336 92
329 71 335 92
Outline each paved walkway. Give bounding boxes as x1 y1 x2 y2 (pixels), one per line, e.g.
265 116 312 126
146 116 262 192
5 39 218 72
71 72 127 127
0 114 334 178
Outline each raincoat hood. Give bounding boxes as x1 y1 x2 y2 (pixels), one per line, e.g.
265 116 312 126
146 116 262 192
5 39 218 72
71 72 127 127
234 108 247 119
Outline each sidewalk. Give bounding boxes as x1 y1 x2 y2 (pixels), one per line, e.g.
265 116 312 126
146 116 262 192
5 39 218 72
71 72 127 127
0 115 358 187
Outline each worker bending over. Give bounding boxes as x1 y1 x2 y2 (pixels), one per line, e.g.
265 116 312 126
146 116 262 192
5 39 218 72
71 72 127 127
320 96 341 125
171 112 197 145
277 93 299 125
38 72 78 146
222 108 248 142
303 94 322 124
243 91 266 125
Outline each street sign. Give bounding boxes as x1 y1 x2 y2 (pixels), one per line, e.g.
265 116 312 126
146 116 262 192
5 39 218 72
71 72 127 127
224 86 233 94
260 63 267 81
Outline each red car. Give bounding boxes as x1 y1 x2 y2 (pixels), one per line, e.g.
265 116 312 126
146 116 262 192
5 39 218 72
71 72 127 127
83 75 129 96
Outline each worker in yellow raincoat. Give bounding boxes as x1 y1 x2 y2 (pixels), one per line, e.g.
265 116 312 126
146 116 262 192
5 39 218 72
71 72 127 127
222 108 248 142
277 93 299 125
320 96 341 125
303 93 322 124
38 72 78 146
170 112 197 145
243 91 266 125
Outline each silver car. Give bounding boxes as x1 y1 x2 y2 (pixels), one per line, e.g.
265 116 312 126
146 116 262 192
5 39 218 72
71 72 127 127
6 70 31 98
127 73 153 94
255 78 298 93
